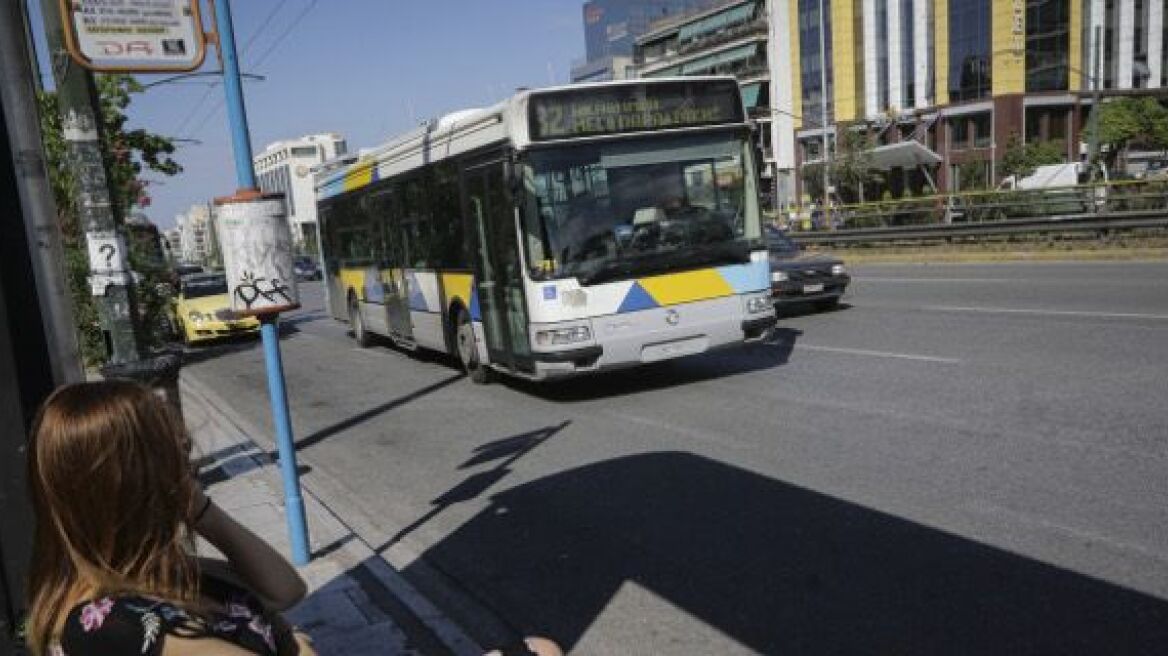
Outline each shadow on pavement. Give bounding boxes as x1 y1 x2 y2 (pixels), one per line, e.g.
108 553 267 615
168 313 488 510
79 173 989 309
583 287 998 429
774 300 853 318
286 373 466 454
176 320 301 366
404 452 1168 654
514 326 802 402
374 421 570 553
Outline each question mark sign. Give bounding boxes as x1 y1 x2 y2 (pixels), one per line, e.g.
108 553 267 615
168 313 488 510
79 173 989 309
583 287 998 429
99 244 116 269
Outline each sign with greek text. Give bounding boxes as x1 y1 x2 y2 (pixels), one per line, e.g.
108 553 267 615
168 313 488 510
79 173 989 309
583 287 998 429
215 194 300 316
61 0 206 72
529 80 745 141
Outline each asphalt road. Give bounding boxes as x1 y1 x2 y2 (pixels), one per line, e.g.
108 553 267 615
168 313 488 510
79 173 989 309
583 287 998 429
186 261 1168 655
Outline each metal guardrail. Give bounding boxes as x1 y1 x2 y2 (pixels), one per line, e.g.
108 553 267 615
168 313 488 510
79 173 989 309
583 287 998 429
790 211 1168 245
784 180 1168 244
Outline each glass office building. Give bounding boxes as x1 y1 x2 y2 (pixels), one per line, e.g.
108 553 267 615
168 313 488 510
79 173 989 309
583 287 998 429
762 0 1166 201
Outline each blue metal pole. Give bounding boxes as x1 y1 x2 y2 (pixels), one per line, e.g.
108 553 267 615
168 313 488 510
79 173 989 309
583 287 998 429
213 0 256 189
260 316 310 565
214 0 309 565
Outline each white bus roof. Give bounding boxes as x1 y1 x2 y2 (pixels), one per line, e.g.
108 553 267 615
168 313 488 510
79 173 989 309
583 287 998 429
315 76 744 202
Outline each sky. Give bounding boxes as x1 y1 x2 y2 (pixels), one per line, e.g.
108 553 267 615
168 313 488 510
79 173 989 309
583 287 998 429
31 0 586 229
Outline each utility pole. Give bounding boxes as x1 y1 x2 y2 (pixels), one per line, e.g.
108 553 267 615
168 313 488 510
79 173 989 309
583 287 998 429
817 0 832 229
1088 24 1102 183
212 0 310 566
0 0 83 383
39 0 143 365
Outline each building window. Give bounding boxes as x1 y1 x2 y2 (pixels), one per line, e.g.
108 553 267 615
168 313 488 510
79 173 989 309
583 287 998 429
1026 0 1070 92
798 0 834 127
950 118 969 150
876 0 890 111
948 0 991 100
901 0 915 107
972 112 991 148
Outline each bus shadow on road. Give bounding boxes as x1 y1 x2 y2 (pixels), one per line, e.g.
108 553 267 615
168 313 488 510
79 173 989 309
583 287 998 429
515 327 803 402
403 452 1168 654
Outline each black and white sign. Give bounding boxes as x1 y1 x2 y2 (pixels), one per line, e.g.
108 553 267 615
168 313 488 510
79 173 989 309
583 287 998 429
215 195 300 316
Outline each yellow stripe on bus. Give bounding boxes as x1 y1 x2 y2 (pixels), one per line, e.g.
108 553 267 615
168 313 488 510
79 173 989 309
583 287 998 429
638 269 734 306
342 166 373 192
339 268 366 300
441 272 473 311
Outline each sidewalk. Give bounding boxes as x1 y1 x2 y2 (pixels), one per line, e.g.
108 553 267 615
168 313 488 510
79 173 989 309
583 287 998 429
182 374 475 655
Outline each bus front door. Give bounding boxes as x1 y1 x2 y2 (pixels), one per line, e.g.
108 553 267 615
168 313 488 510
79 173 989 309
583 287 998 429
384 224 412 340
465 159 531 372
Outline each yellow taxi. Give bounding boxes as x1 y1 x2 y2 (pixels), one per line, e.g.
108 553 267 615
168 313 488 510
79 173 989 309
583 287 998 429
170 272 260 345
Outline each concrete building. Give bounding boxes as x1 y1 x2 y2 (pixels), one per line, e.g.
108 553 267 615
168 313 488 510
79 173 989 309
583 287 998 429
162 227 182 262
253 133 348 250
571 54 636 83
573 0 723 82
633 1 776 201
763 0 1167 205
177 203 216 266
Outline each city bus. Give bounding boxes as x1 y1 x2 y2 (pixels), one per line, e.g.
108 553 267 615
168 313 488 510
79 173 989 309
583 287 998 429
316 76 775 383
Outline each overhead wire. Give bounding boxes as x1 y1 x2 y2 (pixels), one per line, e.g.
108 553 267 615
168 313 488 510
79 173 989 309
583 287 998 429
172 0 308 139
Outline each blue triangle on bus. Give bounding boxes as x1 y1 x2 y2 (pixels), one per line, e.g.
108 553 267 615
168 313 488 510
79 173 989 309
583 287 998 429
618 282 658 314
408 274 428 311
469 284 482 321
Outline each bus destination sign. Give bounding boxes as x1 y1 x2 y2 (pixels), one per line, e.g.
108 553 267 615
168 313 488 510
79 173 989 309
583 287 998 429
529 80 744 141
61 0 206 72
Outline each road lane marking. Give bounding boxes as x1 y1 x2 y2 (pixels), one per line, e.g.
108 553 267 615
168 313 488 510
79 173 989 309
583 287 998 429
794 344 961 364
858 277 1026 283
966 500 1168 566
925 305 1168 321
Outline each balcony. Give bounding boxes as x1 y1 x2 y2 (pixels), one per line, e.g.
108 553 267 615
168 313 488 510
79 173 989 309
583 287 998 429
676 18 768 57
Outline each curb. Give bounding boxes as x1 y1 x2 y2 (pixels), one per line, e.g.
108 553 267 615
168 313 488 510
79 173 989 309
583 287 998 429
181 370 484 656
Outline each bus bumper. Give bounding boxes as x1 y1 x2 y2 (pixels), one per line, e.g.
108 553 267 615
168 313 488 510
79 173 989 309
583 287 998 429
528 294 774 379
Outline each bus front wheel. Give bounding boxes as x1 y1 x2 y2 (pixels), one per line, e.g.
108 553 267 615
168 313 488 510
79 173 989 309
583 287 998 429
456 309 491 384
349 293 371 347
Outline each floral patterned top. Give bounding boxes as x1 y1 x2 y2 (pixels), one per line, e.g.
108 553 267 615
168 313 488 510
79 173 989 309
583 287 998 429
53 578 279 655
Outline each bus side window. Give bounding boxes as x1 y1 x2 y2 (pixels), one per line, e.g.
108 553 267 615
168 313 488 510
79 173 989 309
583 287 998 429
432 160 463 268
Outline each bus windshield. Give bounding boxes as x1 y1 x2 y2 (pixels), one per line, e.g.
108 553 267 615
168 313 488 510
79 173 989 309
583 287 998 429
521 131 761 284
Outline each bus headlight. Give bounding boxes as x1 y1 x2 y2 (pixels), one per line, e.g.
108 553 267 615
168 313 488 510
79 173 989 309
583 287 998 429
832 264 847 276
746 296 772 314
188 311 206 324
535 325 591 346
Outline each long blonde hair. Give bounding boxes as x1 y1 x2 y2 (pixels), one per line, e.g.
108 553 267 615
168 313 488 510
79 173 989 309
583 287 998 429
26 381 200 654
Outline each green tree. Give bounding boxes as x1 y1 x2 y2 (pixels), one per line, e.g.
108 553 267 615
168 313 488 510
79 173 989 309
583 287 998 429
800 131 884 206
1096 97 1168 170
39 74 182 365
830 129 883 204
999 132 1066 181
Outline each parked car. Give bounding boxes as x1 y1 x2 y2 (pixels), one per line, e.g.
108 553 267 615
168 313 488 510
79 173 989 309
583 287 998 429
293 255 322 281
169 262 204 287
766 226 850 311
169 272 259 345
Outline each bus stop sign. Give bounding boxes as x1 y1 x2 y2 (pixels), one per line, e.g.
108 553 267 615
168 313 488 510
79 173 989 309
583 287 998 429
59 0 207 72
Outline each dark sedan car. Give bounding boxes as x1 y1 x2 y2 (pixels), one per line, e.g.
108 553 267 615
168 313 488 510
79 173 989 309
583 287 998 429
292 256 322 281
767 227 850 310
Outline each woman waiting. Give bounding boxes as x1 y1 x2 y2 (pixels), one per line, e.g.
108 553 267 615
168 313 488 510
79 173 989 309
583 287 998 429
25 380 312 655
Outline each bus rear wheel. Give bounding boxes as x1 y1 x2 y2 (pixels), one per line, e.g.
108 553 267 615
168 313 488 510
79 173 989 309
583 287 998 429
456 309 491 384
349 293 371 347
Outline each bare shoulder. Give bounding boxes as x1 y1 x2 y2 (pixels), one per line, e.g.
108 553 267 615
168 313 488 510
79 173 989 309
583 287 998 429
162 634 262 656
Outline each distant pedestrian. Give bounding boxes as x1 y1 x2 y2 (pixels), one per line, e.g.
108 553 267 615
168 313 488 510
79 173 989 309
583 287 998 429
25 380 314 655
